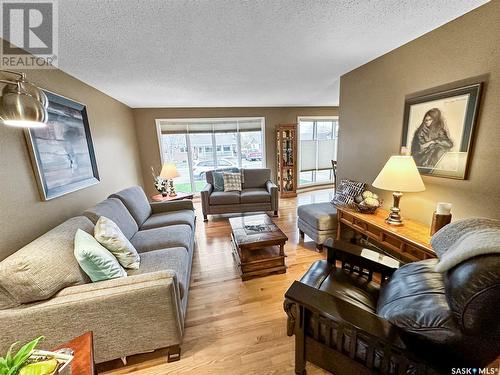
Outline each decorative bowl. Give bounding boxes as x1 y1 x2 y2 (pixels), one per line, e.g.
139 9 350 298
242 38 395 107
352 199 383 214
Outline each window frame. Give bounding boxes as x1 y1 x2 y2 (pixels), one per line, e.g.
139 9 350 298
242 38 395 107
297 116 339 188
155 117 266 194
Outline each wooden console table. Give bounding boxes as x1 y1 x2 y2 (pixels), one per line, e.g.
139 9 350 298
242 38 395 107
336 206 435 263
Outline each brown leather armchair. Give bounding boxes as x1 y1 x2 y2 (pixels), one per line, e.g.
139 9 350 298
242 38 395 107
284 239 500 374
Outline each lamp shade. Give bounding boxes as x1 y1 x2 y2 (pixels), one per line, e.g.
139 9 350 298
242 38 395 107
159 163 180 179
372 155 425 192
2 79 49 109
0 89 47 128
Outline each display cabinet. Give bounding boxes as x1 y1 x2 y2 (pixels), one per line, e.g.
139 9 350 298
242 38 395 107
276 124 298 197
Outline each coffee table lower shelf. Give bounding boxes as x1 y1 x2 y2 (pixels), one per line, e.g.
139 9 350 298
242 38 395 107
231 233 287 281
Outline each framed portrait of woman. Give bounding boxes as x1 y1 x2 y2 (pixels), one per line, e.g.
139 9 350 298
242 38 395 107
401 83 483 179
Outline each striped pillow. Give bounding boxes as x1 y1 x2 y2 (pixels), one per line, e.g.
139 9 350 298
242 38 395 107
332 179 365 206
223 172 242 191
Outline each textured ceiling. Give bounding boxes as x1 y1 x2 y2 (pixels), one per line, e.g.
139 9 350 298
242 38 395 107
53 0 488 108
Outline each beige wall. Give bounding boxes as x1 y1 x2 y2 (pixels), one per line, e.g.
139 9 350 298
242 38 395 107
133 107 338 195
338 1 500 224
0 67 143 260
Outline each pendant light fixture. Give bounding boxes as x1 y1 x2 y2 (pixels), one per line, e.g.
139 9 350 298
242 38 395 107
0 70 48 128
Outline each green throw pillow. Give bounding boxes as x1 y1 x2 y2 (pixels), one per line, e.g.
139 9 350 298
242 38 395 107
74 229 127 282
213 172 225 191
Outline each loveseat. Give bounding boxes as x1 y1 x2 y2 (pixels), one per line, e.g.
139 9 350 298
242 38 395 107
0 186 195 363
200 168 278 221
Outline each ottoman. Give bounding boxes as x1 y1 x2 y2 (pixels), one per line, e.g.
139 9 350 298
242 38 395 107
297 202 338 251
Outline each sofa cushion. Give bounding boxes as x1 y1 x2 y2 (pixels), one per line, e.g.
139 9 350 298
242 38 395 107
240 188 271 204
209 191 240 205
297 202 338 231
74 229 128 282
300 260 379 313
94 216 140 269
109 186 152 227
131 224 192 253
377 259 461 345
84 198 138 239
0 216 93 305
141 210 195 230
242 168 270 189
127 247 189 299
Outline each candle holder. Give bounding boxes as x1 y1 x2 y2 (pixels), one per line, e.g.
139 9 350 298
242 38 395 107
430 212 452 235
430 202 452 235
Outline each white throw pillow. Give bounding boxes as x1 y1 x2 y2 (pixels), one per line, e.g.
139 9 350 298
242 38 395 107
94 216 140 269
223 172 242 191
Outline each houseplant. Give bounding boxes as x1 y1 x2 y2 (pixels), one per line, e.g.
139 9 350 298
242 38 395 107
0 337 58 375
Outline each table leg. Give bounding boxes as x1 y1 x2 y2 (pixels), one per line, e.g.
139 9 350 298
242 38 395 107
336 216 342 241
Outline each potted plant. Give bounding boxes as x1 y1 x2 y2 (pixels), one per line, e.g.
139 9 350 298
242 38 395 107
1 337 73 375
0 336 63 375
0 337 44 375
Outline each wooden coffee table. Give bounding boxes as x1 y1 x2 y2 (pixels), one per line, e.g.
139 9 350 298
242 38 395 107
230 214 288 281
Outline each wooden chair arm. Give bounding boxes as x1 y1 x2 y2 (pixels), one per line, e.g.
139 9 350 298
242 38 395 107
285 281 404 347
284 281 437 374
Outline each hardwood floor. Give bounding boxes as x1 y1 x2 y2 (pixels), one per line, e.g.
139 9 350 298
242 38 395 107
98 189 333 375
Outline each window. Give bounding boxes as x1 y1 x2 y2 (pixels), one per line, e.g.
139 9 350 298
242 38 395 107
157 117 265 193
298 117 339 187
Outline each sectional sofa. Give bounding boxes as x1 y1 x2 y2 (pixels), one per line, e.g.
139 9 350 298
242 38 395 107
0 186 195 363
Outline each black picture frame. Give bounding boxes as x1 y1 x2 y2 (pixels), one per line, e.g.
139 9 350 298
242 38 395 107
25 91 100 200
401 83 482 180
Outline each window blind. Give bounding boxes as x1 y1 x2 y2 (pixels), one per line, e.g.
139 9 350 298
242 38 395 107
318 139 337 169
160 119 262 135
299 118 338 173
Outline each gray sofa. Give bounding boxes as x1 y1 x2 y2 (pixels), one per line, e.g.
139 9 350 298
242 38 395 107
200 168 278 221
0 186 195 363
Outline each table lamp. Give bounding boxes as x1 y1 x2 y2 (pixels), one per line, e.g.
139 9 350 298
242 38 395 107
159 163 180 197
372 155 425 225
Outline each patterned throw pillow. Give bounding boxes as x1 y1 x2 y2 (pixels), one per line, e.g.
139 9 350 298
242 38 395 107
332 179 365 206
223 172 242 191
